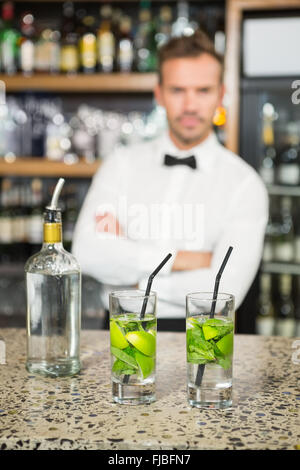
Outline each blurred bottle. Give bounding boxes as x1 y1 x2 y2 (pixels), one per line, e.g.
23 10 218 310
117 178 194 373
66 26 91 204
35 29 61 74
155 6 172 48
259 103 277 186
171 1 196 38
46 112 73 161
60 1 79 74
72 105 96 162
273 196 294 263
0 97 21 157
25 96 46 157
111 7 122 42
274 273 295 337
0 1 20 75
214 7 226 55
19 12 35 76
79 15 97 74
256 273 275 335
117 16 134 73
97 4 115 73
134 2 157 72
276 122 300 186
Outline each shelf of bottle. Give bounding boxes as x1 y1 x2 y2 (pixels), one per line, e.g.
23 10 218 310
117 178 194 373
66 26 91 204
0 73 157 93
266 184 300 197
0 157 101 178
261 262 300 276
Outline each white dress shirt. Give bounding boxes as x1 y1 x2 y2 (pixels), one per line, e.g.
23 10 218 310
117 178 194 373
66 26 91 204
72 131 269 318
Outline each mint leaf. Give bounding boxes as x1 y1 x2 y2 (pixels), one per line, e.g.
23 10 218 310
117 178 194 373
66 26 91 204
187 328 216 363
111 346 138 369
112 359 136 375
189 343 215 361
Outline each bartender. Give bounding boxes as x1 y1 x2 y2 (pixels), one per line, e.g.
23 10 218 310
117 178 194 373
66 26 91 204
72 30 268 326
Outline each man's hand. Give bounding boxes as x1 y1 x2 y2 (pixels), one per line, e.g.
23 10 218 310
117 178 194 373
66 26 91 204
171 250 212 271
95 212 124 236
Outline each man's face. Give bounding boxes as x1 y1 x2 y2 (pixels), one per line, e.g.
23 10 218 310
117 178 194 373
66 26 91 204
154 54 224 149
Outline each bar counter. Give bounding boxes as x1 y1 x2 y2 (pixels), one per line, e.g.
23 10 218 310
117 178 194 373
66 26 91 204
0 329 299 450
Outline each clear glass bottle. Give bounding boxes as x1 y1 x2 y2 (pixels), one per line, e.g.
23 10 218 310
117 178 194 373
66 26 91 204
19 12 36 76
25 179 81 377
97 5 115 73
117 16 134 73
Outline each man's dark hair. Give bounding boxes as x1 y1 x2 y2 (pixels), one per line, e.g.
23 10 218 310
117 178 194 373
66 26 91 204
158 30 224 83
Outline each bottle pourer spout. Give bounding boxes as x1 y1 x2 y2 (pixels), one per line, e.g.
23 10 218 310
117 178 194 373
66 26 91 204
48 178 65 210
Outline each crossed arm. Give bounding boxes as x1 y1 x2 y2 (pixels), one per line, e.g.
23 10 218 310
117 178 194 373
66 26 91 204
95 212 212 272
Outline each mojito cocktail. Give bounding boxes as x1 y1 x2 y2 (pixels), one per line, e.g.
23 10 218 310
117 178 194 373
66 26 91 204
186 293 235 409
109 291 156 405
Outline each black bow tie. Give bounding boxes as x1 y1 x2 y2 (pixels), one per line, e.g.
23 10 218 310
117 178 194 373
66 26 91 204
164 154 197 170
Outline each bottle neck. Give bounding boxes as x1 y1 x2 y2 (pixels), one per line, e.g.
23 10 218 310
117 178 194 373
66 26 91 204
43 221 63 244
42 207 63 247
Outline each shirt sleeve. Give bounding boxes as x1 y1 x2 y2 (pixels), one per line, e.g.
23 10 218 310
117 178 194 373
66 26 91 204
139 173 269 313
72 149 175 286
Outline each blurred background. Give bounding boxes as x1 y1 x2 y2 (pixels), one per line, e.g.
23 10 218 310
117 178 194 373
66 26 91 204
0 0 299 336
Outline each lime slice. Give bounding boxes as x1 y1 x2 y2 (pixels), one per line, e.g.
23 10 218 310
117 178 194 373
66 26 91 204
125 331 156 357
110 320 129 349
202 324 218 340
135 351 154 379
216 333 233 356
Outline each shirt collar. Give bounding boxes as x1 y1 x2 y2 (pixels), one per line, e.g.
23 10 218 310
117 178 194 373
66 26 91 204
159 130 219 173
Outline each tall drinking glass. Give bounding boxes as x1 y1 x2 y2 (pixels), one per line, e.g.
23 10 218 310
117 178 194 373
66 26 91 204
186 292 235 409
109 290 157 405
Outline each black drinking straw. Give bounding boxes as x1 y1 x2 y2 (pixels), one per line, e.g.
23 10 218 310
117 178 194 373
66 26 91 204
123 253 173 384
195 246 233 387
140 252 173 320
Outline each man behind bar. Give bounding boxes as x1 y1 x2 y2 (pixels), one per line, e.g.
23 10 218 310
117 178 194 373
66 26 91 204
72 30 268 327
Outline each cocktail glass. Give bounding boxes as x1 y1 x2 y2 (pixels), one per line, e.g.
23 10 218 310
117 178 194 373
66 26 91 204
186 292 235 409
109 290 157 405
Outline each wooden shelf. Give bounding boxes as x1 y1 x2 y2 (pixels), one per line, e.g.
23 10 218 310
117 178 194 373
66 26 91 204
1 73 157 93
0 158 100 178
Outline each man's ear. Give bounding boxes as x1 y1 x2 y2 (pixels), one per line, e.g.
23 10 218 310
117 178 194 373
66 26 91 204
154 83 164 107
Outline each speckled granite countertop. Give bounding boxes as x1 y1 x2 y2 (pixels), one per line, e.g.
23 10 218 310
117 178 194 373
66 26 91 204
0 329 299 450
